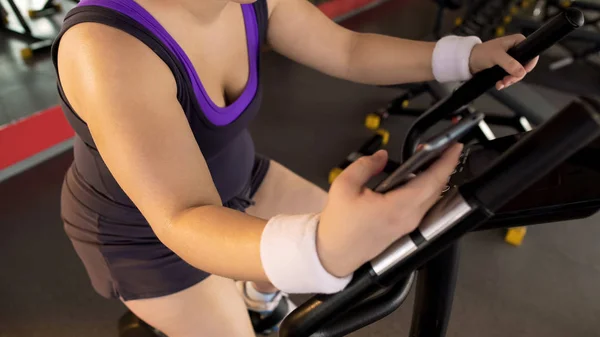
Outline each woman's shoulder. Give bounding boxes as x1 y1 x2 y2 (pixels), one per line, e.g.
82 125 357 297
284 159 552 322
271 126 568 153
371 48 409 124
58 22 173 91
57 23 177 121
59 22 156 64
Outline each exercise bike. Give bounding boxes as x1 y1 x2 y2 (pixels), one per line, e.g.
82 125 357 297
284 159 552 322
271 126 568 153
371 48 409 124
280 8 600 337
119 8 598 337
334 0 567 245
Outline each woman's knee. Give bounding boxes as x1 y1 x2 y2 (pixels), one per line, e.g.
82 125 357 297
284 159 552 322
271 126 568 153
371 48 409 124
123 275 254 337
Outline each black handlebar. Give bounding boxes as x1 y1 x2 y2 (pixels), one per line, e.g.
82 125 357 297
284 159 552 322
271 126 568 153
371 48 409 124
379 98 600 287
310 273 416 337
402 8 584 162
279 264 380 337
281 98 600 337
279 9 587 337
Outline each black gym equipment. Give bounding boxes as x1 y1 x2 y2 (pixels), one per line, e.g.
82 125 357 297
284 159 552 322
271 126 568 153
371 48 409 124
510 0 600 71
281 9 600 337
27 0 63 19
431 0 463 39
0 0 54 60
337 0 564 244
362 0 554 134
434 0 515 40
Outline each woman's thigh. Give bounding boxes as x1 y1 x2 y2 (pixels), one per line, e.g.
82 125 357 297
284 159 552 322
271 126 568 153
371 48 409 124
246 160 328 219
123 275 255 337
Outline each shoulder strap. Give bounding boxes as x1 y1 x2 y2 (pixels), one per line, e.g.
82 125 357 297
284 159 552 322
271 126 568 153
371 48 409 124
252 0 269 45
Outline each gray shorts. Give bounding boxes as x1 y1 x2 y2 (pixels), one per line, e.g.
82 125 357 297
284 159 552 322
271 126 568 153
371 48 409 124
60 155 270 301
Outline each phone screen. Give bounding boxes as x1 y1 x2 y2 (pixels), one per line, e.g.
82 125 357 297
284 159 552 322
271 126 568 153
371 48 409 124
375 113 484 193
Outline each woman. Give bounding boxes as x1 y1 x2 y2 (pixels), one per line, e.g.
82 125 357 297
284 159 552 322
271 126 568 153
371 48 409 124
52 0 537 335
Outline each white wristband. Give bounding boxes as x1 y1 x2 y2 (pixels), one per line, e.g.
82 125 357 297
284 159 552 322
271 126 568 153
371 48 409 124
432 35 482 83
260 213 353 294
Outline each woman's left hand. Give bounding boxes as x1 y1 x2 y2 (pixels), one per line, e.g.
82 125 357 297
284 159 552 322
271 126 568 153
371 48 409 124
469 34 539 91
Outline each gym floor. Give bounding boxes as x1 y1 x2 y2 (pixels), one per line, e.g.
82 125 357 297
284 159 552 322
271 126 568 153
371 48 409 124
1 0 600 336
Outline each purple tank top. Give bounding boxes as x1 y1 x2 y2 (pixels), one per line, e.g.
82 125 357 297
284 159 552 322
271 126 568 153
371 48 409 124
79 0 259 126
51 0 269 209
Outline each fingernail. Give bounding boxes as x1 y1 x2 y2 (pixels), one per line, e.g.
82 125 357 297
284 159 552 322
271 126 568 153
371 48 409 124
498 84 505 90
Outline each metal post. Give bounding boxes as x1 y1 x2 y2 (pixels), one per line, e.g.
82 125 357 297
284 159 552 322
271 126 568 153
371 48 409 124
5 0 32 35
409 243 460 337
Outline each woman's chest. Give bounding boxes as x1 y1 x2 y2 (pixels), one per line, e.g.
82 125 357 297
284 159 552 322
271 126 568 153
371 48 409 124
155 4 254 108
185 31 251 106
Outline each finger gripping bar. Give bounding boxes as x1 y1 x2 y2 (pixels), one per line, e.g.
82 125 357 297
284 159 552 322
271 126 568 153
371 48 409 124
462 8 583 94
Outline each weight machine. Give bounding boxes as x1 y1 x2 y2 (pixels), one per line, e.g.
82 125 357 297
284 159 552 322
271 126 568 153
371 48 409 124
27 0 63 19
0 0 54 60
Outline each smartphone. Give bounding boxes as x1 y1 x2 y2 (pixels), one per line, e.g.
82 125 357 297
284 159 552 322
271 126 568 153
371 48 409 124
374 112 485 193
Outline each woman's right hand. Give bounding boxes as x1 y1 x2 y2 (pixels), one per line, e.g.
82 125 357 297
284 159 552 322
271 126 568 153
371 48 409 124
317 144 463 278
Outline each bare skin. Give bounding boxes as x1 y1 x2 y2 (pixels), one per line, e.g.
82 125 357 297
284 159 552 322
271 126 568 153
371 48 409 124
245 161 329 293
125 161 328 336
57 0 537 334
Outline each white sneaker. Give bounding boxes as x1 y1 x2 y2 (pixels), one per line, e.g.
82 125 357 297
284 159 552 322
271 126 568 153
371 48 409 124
236 281 297 335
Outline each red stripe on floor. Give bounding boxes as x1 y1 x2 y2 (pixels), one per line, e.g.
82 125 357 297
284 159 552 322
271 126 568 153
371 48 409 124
0 106 74 170
318 0 381 18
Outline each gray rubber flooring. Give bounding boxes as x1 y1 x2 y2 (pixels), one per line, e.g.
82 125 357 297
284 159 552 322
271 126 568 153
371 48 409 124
1 0 599 336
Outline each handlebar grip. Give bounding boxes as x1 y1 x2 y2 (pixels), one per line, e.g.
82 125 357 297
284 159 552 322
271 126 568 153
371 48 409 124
402 8 584 161
310 273 415 337
279 265 379 337
461 97 600 211
464 7 584 91
509 8 584 62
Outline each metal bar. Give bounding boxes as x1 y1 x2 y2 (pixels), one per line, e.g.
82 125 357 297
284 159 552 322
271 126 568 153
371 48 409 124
5 0 32 35
433 5 445 39
310 273 416 337
483 114 523 129
409 244 460 337
42 0 56 10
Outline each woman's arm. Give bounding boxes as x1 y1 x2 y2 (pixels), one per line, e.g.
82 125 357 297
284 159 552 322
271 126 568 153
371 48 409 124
267 0 534 88
342 34 436 85
266 0 437 84
58 24 270 283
